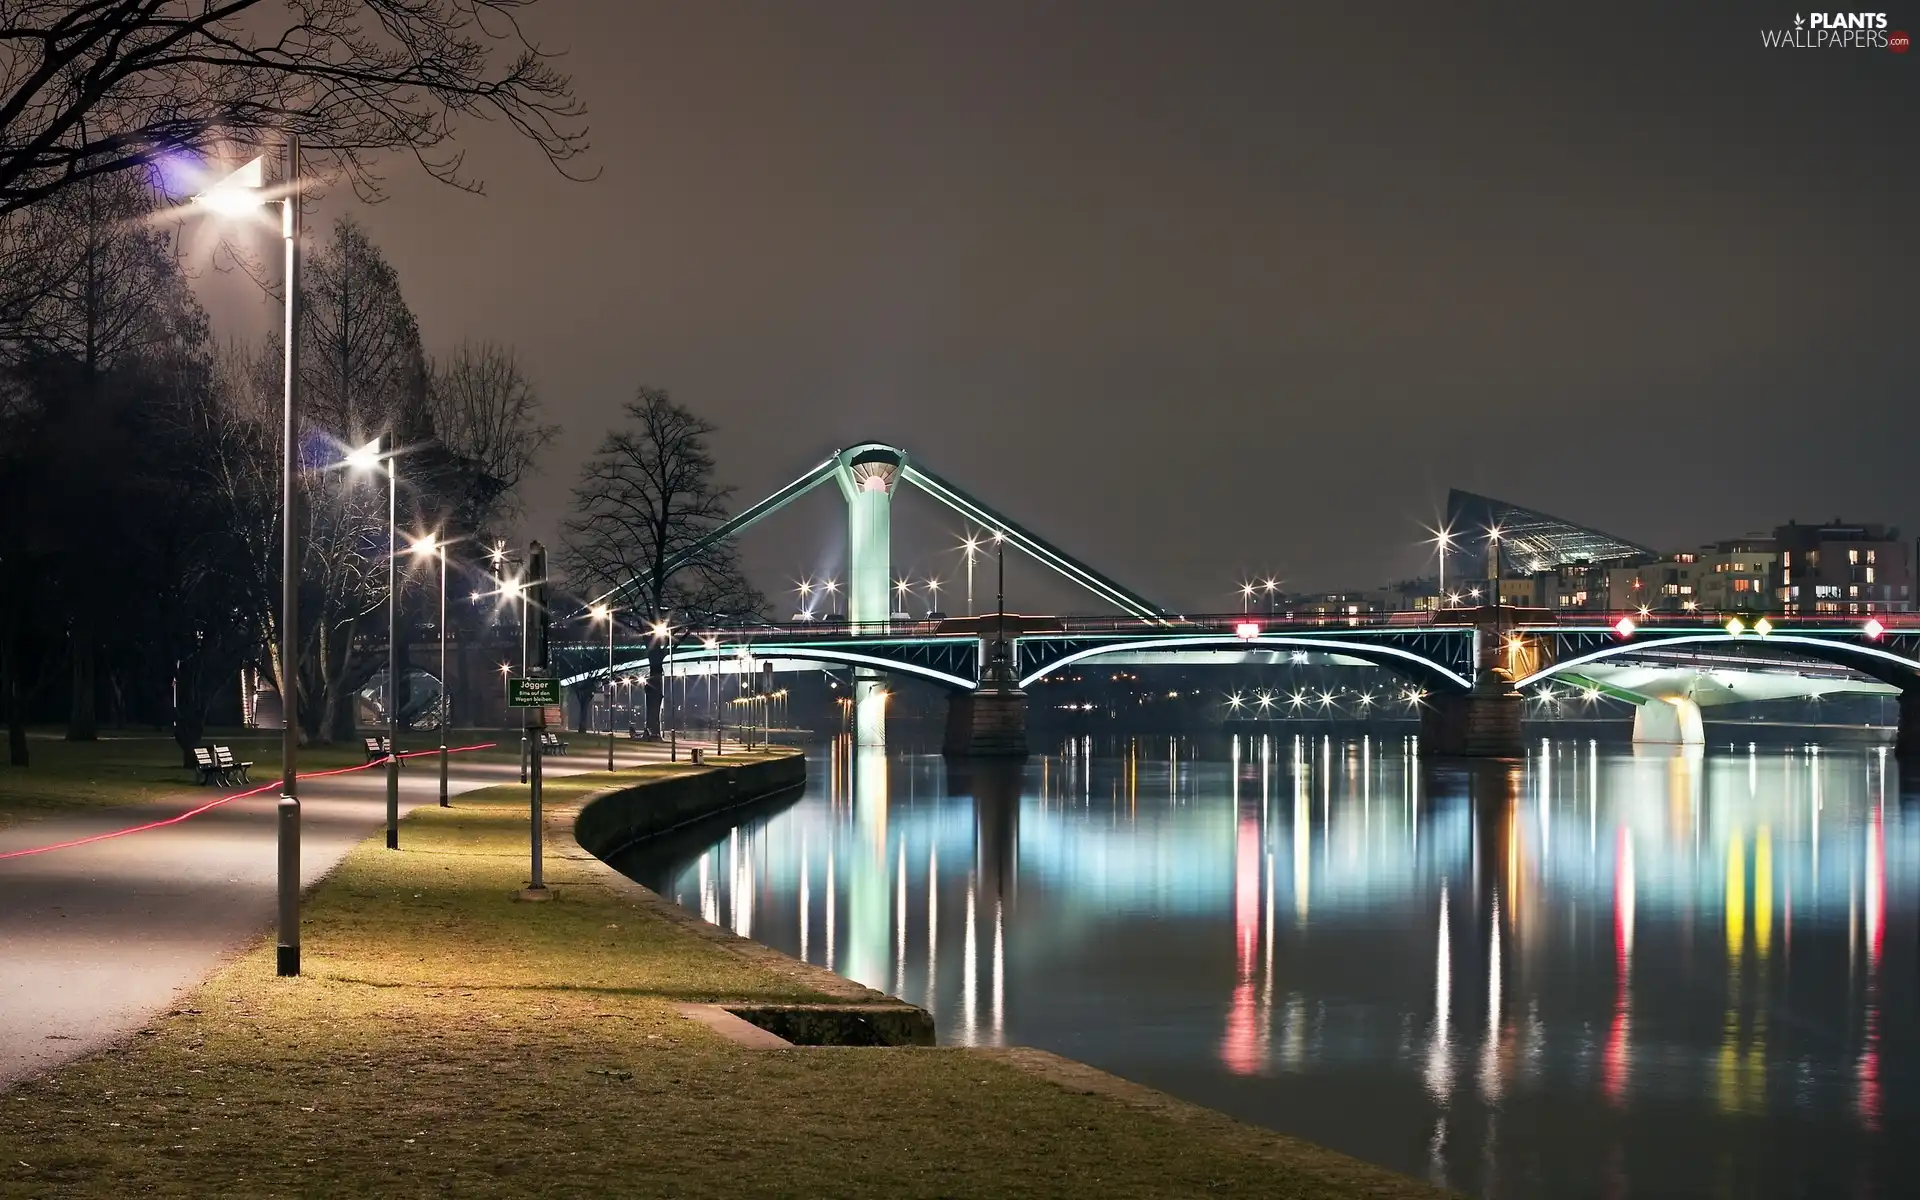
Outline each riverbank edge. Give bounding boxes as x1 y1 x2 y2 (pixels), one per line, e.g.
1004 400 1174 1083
564 748 937 1029
560 748 1456 1197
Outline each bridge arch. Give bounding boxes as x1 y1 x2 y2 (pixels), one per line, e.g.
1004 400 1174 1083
559 643 977 692
1513 633 1920 692
1018 635 1474 693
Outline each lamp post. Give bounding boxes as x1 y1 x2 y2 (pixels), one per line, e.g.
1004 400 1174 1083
1240 582 1256 613
703 635 719 742
926 577 942 616
346 437 402 850
410 534 450 807
993 530 1007 669
591 605 617 770
894 577 912 616
651 620 674 740
961 533 980 616
194 144 303 975
1429 526 1453 618
795 578 813 619
1262 577 1279 617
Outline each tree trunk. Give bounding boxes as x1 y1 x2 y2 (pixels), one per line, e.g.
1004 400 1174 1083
645 643 667 738
2 632 25 768
66 626 97 741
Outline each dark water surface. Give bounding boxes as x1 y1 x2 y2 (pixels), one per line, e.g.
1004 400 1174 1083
616 734 1916 1198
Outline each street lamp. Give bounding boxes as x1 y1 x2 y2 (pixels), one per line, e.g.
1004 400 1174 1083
960 533 982 616
926 576 942 615
1239 581 1256 613
651 619 674 739
796 578 814 618
193 144 302 977
1262 577 1279 616
345 436 403 851
1428 526 1454 613
894 577 913 615
409 534 450 807
702 634 719 738
591 605 617 770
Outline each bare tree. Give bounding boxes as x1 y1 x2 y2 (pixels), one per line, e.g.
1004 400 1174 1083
301 216 428 447
0 0 590 217
426 338 557 532
561 389 761 736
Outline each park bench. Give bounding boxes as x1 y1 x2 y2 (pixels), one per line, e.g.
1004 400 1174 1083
626 727 646 740
211 745 253 785
362 736 403 764
190 746 222 786
539 731 569 754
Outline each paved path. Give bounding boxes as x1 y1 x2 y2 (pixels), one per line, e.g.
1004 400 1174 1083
0 741 702 1088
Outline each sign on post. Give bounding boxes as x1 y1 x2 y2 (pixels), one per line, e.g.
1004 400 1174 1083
507 677 560 708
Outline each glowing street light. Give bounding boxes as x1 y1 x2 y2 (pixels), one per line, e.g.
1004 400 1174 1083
193 144 303 976
959 533 982 615
795 577 814 617
651 619 676 739
894 577 913 613
408 533 451 807
926 576 942 614
1427 525 1454 611
1239 581 1256 613
1261 577 1279 616
345 436 403 853
589 605 620 769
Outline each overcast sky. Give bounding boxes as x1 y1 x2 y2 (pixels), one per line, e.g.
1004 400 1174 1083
204 1 1917 614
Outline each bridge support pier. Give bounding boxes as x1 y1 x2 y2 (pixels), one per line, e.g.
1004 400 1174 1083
1421 678 1524 758
854 670 888 748
943 687 1028 757
1632 697 1704 747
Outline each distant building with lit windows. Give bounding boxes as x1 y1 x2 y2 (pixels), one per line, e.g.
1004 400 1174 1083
1771 520 1911 615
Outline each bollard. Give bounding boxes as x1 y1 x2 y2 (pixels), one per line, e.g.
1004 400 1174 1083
670 729 677 762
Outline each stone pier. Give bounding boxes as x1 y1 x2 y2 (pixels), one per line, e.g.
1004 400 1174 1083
943 686 1029 757
1420 678 1524 758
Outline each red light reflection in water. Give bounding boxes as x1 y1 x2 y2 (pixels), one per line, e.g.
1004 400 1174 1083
1602 825 1634 1107
1855 806 1884 1131
1222 813 1265 1075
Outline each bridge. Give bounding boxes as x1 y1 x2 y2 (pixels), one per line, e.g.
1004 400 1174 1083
553 441 1920 759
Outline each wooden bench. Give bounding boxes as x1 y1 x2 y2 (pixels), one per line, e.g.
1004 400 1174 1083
211 745 253 785
539 731 569 754
191 746 223 786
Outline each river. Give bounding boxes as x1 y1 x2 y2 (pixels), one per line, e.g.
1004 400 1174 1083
615 733 1914 1198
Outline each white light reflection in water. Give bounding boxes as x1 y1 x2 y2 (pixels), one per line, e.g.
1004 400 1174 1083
960 877 978 1045
992 899 1005 1043
629 736 1916 1200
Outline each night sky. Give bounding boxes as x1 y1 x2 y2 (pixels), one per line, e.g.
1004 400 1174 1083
206 2 1916 614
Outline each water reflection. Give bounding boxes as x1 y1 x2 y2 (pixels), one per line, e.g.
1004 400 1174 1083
619 733 1915 1198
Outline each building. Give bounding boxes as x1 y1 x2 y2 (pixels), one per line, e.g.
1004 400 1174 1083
1445 489 1657 580
1772 520 1912 615
1695 538 1778 613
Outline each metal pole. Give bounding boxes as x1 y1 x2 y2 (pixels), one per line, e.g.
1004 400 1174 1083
438 547 448 806
518 585 528 783
276 134 302 978
524 541 550 899
385 455 399 850
606 615 615 772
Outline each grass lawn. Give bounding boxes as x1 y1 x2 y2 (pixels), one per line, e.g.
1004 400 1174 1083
0 728 528 821
0 761 1451 1199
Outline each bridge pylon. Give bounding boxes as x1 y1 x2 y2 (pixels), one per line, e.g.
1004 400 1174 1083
835 447 902 745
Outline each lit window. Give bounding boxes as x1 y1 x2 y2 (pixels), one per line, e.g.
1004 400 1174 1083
1867 549 1877 564
1850 549 1860 565
1782 551 1791 567
1867 567 1875 584
1734 579 1750 593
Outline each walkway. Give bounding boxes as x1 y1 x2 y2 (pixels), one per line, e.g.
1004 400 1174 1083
0 740 699 1088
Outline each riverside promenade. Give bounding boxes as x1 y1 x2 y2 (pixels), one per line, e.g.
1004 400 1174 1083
0 736 689 1087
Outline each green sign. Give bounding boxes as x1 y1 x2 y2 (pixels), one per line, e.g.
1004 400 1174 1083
507 677 560 708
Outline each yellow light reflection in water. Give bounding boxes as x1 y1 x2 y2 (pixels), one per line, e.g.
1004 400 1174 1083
1754 827 1772 960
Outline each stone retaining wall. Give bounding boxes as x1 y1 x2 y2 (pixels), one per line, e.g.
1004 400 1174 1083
572 752 806 860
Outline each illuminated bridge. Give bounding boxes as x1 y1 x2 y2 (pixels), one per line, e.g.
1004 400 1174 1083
550 441 1920 759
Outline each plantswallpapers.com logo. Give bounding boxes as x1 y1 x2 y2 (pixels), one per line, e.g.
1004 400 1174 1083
1762 12 1908 49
